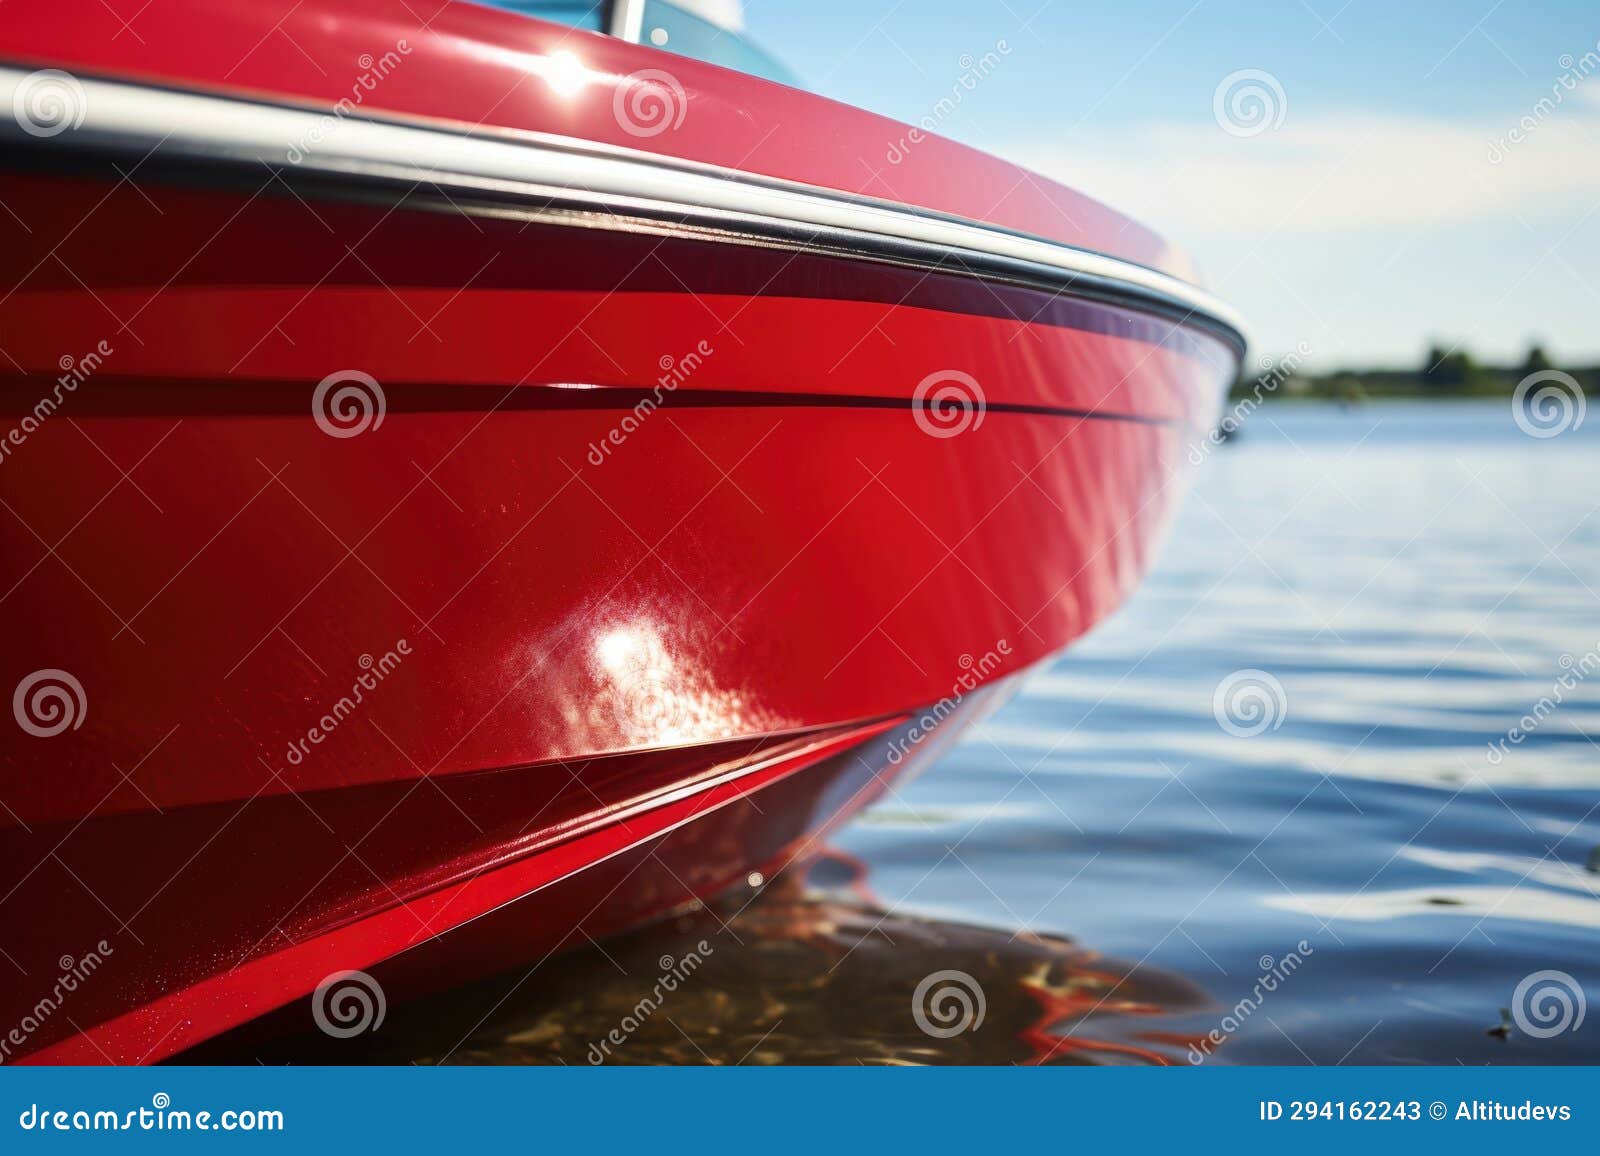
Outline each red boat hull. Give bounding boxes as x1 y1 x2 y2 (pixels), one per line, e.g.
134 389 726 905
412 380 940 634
0 0 1239 1063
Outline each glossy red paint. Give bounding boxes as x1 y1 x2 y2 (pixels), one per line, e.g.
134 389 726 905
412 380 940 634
0 0 1237 1063
180 695 1006 1064
0 170 1235 830
0 0 1198 281
18 718 914 1064
2 176 1226 427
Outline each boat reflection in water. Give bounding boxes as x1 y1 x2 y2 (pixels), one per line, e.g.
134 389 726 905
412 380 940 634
203 849 1209 1066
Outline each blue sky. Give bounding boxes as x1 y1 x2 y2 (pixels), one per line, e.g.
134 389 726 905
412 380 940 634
732 1 1600 368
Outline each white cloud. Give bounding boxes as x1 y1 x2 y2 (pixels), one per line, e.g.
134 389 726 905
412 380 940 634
1002 104 1600 240
992 101 1600 364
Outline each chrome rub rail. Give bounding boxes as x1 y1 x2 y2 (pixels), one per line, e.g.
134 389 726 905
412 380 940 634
0 65 1248 353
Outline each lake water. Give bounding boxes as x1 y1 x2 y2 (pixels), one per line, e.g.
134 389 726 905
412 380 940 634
231 400 1600 1065
845 399 1600 1064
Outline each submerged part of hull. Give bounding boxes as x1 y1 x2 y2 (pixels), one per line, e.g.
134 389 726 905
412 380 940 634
0 0 1241 1063
196 848 1215 1067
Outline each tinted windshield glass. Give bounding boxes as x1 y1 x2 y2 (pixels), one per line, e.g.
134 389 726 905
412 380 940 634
482 1 602 30
638 1 801 88
475 0 801 89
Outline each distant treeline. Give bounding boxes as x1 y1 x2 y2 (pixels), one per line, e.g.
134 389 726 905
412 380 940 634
1230 345 1597 402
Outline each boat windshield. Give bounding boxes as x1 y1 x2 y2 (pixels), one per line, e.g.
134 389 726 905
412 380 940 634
630 1 801 88
481 1 603 30
477 0 801 88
